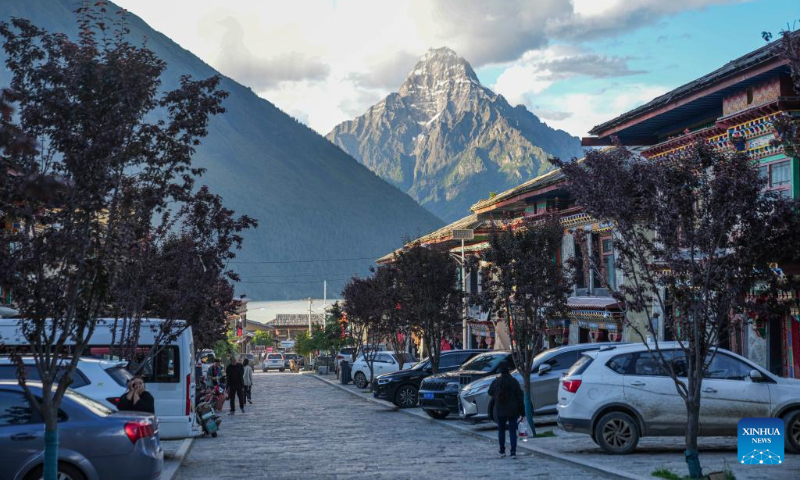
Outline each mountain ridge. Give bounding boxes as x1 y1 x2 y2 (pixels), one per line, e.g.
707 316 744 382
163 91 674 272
327 47 583 221
0 1 444 300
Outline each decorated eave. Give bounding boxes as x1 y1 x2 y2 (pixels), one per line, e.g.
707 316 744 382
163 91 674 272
470 169 567 214
582 31 798 147
567 296 625 332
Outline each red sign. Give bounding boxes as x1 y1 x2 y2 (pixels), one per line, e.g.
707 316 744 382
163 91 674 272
266 347 273 353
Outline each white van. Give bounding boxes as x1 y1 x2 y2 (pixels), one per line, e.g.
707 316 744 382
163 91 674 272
0 318 199 439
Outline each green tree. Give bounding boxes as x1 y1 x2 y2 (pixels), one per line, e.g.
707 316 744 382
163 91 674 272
253 330 274 346
294 330 315 358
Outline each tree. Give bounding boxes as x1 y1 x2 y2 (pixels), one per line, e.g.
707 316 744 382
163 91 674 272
392 243 462 373
553 140 799 478
294 330 314 359
473 213 572 436
342 274 384 388
0 7 231 478
253 330 274 347
372 265 412 370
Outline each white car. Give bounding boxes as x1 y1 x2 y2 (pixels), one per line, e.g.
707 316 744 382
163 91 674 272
351 351 416 389
262 353 285 372
0 357 131 410
557 342 800 454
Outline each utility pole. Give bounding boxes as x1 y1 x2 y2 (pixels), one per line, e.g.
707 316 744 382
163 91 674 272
323 280 327 308
452 229 474 349
308 297 313 335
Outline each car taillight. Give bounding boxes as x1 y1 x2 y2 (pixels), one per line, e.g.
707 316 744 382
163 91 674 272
125 420 155 444
185 373 192 416
337 355 344 360
562 379 582 393
107 397 121 406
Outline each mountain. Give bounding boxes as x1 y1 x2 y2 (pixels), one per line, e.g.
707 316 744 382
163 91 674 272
0 1 444 300
327 47 583 222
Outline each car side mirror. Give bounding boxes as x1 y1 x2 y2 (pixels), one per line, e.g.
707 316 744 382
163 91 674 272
749 369 765 382
538 364 551 375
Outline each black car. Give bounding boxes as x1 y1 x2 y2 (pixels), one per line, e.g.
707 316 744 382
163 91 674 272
418 350 514 419
373 349 487 408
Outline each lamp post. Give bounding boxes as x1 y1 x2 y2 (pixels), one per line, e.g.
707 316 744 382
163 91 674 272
308 297 313 335
452 229 474 349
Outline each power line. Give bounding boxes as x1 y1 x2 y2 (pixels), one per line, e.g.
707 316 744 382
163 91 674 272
229 255 382 264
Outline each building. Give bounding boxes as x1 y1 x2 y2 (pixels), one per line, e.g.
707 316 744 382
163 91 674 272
582 33 799 379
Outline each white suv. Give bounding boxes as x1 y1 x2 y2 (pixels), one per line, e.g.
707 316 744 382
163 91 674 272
557 342 800 454
351 352 416 389
0 357 131 409
262 353 285 372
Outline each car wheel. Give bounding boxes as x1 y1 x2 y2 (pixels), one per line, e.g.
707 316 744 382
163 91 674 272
784 410 800 453
354 372 367 389
594 412 639 454
25 463 86 480
425 409 449 419
394 385 418 408
263 368 268 372
279 368 285 372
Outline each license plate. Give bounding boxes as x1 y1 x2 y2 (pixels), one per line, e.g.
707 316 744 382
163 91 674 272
422 392 434 400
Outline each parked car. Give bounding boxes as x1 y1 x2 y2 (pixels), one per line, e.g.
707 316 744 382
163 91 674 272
418 350 514 419
351 352 417 389
374 349 487 408
237 353 256 366
335 347 356 373
0 381 162 480
459 343 624 423
557 342 800 454
0 357 131 410
262 353 285 372
283 353 298 369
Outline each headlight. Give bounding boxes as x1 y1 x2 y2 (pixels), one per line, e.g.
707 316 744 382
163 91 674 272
445 382 460 392
377 378 392 385
463 384 489 397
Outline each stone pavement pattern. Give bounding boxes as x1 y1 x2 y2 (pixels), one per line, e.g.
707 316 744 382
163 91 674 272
176 372 604 479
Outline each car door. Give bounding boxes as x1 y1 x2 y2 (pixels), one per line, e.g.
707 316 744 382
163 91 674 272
623 350 686 435
531 350 580 413
374 354 392 375
699 353 772 436
0 390 44 478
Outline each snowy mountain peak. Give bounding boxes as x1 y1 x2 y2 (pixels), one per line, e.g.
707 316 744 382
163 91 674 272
404 46 481 88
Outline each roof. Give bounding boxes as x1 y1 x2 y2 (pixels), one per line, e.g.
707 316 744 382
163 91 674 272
568 296 622 310
267 313 325 327
471 168 567 212
588 32 795 139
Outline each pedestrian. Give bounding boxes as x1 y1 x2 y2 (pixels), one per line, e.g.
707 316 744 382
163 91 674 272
226 356 245 414
488 362 524 459
117 376 155 414
242 358 254 404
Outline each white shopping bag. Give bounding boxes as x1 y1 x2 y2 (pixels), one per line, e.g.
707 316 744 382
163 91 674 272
517 418 533 441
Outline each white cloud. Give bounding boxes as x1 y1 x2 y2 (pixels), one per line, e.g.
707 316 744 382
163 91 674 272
113 0 746 134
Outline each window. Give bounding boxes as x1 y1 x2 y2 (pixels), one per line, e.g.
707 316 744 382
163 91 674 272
136 346 180 383
705 354 751 381
607 353 633 374
770 161 791 187
63 389 113 417
0 365 89 388
629 350 686 377
0 392 34 426
460 353 509 372
567 355 594 376
268 354 282 360
375 354 392 364
546 351 580 371
439 353 464 369
601 236 615 289
105 366 133 387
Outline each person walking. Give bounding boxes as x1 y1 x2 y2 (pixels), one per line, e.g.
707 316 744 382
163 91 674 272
226 356 246 414
242 358 254 404
117 376 155 414
488 362 524 458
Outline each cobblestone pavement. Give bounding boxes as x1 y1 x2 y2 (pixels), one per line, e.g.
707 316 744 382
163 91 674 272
328 377 800 480
176 372 605 480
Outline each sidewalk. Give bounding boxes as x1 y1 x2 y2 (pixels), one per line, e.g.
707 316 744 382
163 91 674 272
309 372 799 480
161 438 193 480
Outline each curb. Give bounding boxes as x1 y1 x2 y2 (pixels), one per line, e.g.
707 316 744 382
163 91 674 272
310 374 641 480
162 437 194 480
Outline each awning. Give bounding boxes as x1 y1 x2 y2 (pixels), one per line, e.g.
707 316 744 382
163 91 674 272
567 296 621 309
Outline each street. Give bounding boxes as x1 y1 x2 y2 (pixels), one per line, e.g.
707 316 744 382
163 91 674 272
176 372 605 479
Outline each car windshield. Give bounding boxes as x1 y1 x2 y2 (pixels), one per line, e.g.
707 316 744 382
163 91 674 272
268 354 282 360
460 353 507 372
395 353 416 364
412 357 430 370
63 388 114 417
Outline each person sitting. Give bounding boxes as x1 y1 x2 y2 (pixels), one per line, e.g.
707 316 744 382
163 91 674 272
117 376 155 414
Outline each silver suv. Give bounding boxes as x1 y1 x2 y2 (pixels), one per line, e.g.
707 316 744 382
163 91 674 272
557 342 800 454
459 343 624 422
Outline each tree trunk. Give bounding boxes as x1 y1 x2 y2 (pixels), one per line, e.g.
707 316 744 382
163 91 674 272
44 415 59 480
684 395 703 478
522 375 536 437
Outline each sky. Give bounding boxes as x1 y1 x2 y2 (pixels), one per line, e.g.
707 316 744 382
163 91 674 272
114 0 798 138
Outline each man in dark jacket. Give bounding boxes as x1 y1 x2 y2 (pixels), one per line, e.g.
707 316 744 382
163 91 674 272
226 356 246 414
488 362 524 458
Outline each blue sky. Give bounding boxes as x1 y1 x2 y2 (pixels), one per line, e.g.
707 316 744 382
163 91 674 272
117 0 799 137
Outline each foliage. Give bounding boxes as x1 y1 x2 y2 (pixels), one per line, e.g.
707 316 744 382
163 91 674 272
472 213 572 435
392 243 462 373
342 273 385 385
253 330 274 346
294 330 314 358
0 6 250 477
213 335 236 361
553 140 800 478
